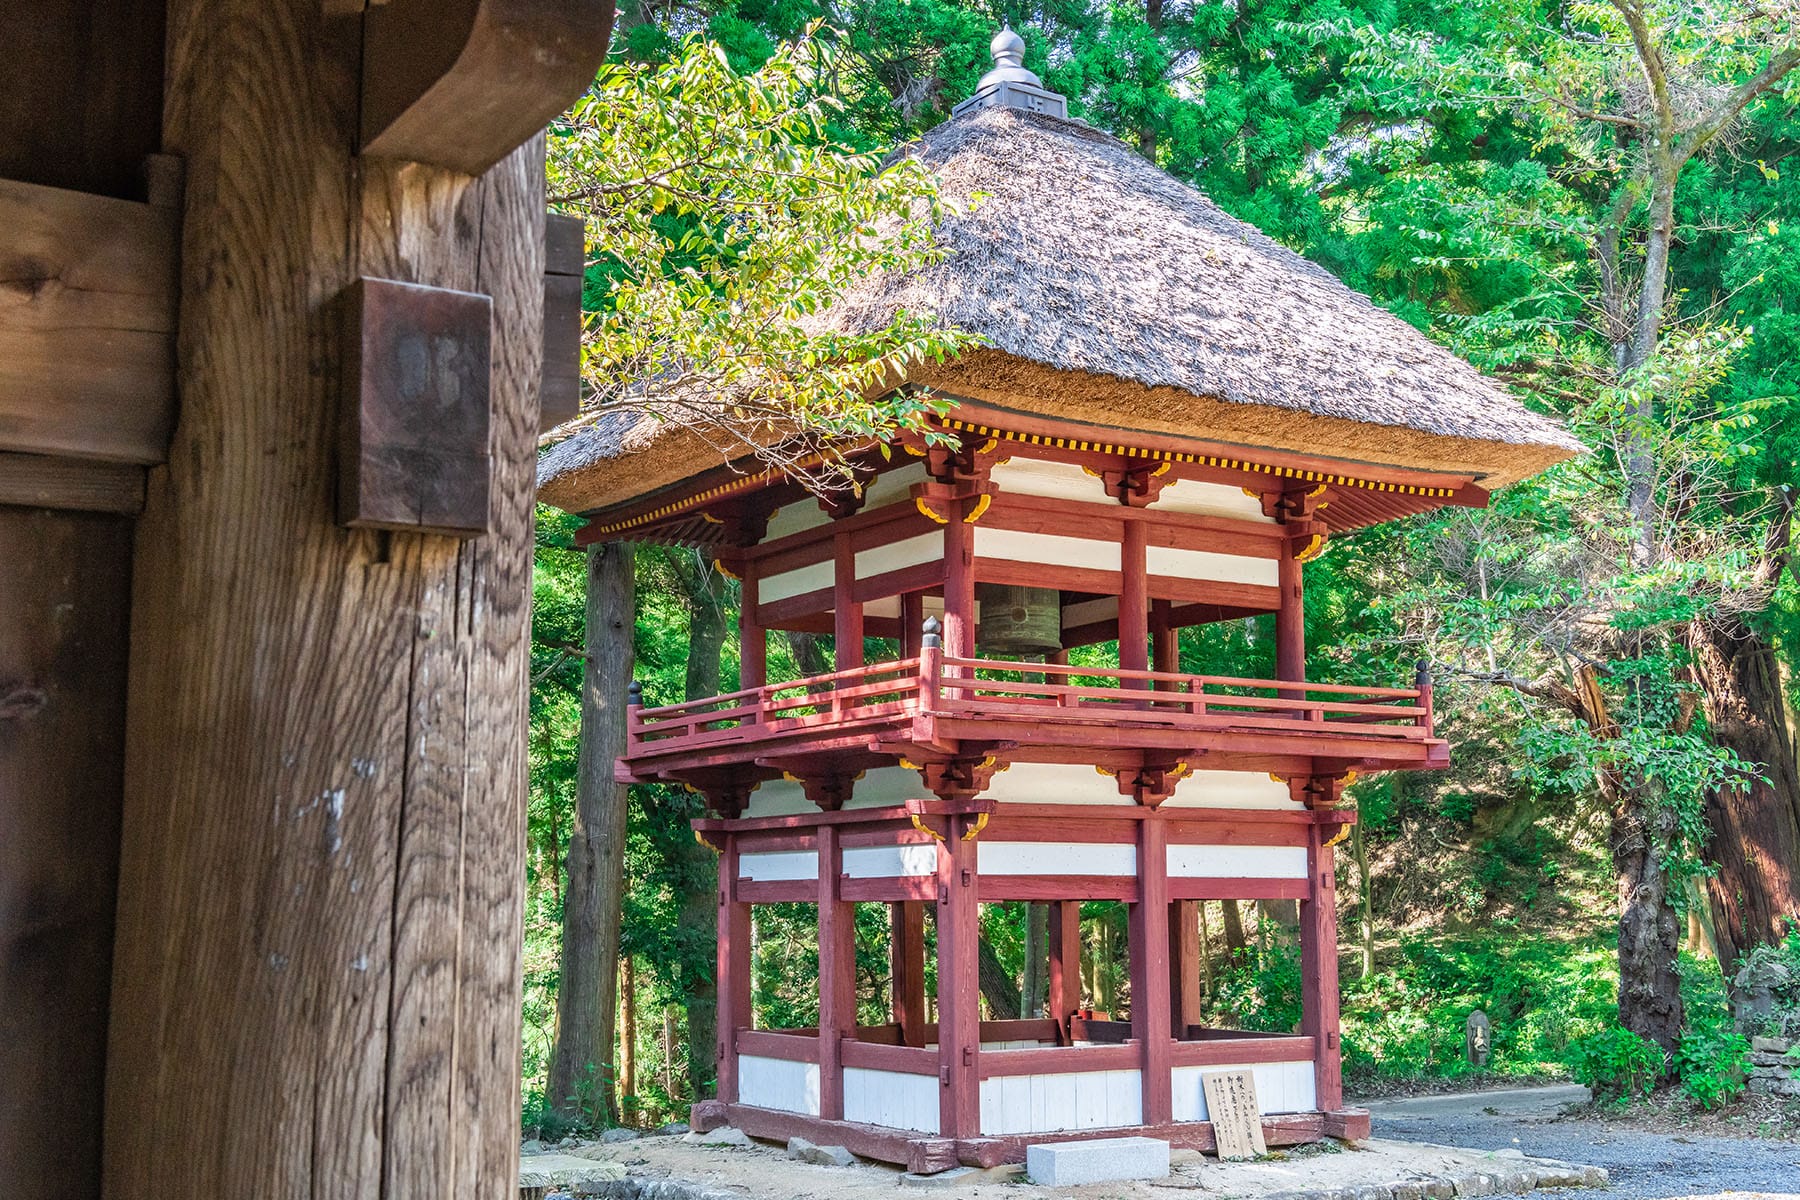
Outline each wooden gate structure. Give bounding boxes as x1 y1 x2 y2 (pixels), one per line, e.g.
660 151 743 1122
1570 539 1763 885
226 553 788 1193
537 31 1580 1173
0 4 612 1197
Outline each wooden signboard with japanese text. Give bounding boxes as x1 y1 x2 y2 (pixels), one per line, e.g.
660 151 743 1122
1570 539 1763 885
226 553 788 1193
1202 1069 1267 1160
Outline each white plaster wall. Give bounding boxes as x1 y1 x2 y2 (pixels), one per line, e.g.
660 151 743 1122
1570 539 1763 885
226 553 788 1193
1151 478 1277 523
1145 543 1278 588
989 458 1106 503
738 850 818 882
763 502 835 543
1165 844 1307 879
856 530 944 580
1163 770 1303 810
974 527 1121 574
758 558 834 604
978 841 1136 876
842 1067 939 1133
978 1069 1143 1135
738 1055 821 1116
982 761 1122 806
742 765 931 818
842 844 939 878
860 463 930 510
1169 1061 1316 1121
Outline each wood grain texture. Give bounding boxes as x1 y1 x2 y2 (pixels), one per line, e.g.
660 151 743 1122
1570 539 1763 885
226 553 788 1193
0 0 166 199
0 179 178 463
0 509 133 1200
102 2 542 1196
0 453 145 514
361 0 614 175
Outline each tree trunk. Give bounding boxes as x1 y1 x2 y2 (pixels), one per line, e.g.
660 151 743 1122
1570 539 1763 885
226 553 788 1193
785 629 831 678
978 937 1022 1020
1138 0 1162 159
1220 898 1246 956
548 542 636 1124
673 552 725 1097
1354 820 1376 980
619 955 637 1118
1021 903 1048 1018
1608 772 1685 1058
1688 614 1800 969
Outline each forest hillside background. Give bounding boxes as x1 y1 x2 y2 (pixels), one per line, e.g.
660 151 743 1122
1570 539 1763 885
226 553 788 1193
526 0 1800 1133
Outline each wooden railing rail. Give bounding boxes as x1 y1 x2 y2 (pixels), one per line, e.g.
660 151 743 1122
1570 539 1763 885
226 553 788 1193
624 652 1434 757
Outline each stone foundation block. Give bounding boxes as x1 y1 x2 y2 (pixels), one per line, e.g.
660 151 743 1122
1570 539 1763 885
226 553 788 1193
1025 1135 1171 1187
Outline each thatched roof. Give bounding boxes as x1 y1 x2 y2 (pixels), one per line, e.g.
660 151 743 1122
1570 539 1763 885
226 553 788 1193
539 103 1580 516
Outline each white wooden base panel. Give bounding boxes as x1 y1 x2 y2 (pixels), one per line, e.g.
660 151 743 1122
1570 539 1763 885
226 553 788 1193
738 1054 821 1116
1169 1061 1315 1122
978 1068 1143 1135
841 1067 938 1133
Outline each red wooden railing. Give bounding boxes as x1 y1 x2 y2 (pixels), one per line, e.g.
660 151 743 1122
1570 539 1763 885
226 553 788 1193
626 653 1430 758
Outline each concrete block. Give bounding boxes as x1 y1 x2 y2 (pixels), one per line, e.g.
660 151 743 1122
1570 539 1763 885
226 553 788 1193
1025 1136 1171 1186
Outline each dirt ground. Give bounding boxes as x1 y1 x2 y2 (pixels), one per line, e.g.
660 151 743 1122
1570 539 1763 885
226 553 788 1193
536 1130 1596 1199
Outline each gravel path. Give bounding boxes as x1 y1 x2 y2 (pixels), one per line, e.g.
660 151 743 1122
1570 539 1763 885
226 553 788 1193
1368 1087 1800 1199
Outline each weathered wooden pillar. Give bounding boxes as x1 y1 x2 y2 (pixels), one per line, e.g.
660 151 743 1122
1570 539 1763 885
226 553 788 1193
901 592 925 659
935 815 981 1137
941 501 976 663
1047 899 1082 1039
1131 815 1172 1125
1120 519 1149 677
817 824 854 1118
1300 820 1344 1112
1168 899 1202 1039
832 529 863 671
1276 540 1306 686
717 835 752 1103
890 900 928 1046
739 563 765 689
100 1 604 1194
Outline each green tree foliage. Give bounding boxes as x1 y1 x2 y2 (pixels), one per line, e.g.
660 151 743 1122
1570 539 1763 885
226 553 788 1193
547 31 976 476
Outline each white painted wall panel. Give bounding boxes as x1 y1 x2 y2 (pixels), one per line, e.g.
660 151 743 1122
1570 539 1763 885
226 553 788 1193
989 458 1106 502
842 844 939 878
1169 1061 1316 1121
978 841 1136 876
1165 844 1307 879
1146 544 1278 588
1164 769 1303 810
974 527 1120 573
738 850 819 882
758 558 834 604
763 502 834 543
856 530 944 580
982 761 1121 806
842 1067 938 1133
860 463 929 511
745 765 931 817
978 1069 1143 1135
1152 478 1277 523
738 1055 822 1116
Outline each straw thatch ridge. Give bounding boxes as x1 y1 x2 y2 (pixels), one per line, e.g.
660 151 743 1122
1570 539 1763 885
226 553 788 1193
539 105 1581 515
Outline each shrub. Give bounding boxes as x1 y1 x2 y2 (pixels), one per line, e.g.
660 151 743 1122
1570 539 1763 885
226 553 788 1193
1567 1027 1663 1105
1675 1024 1749 1109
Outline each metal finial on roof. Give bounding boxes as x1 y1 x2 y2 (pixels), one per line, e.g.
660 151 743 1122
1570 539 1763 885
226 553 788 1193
952 24 1067 120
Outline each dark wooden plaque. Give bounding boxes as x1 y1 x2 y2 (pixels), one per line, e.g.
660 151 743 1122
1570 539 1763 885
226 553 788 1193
338 276 494 537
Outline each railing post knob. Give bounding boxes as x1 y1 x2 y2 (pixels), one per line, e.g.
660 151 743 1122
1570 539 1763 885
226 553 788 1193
921 615 942 651
627 679 642 705
1414 659 1432 690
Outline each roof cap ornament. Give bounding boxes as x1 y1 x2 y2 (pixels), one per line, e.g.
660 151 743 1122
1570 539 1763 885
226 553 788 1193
952 24 1068 120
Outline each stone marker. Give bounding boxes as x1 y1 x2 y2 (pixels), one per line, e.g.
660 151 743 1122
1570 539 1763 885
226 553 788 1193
1025 1136 1171 1187
1465 1011 1492 1067
786 1136 856 1167
682 1126 752 1148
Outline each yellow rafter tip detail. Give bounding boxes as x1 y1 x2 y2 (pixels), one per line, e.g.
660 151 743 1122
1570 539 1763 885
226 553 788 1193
902 441 927 457
1325 824 1352 848
1151 462 1171 477
714 559 739 581
782 771 800 783
961 811 990 842
899 758 920 771
1095 764 1117 778
1295 533 1326 564
1307 483 1328 498
964 494 993 524
977 437 999 455
914 497 948 525
1269 773 1287 784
